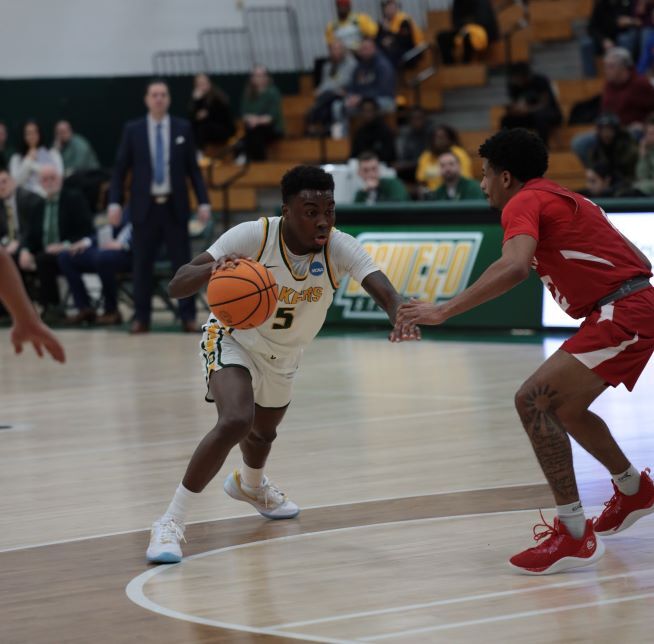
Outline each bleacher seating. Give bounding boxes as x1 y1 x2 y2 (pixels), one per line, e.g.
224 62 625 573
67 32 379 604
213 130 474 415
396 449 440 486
206 0 602 210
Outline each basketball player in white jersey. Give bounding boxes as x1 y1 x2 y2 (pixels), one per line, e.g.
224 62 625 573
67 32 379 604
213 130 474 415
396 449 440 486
147 165 419 562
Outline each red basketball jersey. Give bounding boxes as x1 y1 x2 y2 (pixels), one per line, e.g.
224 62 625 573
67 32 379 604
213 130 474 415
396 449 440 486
501 178 652 318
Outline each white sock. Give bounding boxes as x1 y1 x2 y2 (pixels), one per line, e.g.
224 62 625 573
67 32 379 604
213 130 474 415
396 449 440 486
613 465 641 496
241 462 265 489
556 501 586 540
163 483 199 525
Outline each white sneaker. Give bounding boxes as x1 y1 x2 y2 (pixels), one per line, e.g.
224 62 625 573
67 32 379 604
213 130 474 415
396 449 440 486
146 516 186 563
224 469 300 519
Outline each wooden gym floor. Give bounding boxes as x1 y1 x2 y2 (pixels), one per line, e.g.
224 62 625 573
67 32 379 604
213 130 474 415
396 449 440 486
1 329 653 643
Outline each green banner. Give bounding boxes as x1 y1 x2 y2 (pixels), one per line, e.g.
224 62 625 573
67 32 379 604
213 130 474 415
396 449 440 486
327 223 543 328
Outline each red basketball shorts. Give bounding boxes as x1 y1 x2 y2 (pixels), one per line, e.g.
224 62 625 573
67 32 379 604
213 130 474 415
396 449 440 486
562 287 654 391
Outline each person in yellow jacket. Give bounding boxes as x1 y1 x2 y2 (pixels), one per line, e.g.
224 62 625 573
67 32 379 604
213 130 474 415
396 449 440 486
376 0 425 67
325 0 378 52
416 124 473 191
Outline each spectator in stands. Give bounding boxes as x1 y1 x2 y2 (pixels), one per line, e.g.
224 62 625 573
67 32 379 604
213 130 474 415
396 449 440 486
587 112 639 183
580 0 640 77
189 73 235 154
416 125 472 191
436 0 499 65
108 78 210 334
344 38 396 118
350 98 397 165
240 65 284 161
572 48 654 164
375 0 425 68
0 168 43 318
500 63 562 145
20 165 94 324
582 162 617 197
634 112 654 194
0 122 15 171
53 121 100 177
0 168 43 263
395 107 430 182
325 0 378 53
354 151 408 203
635 1 654 54
425 151 485 201
306 39 357 135
10 120 63 196
58 215 132 326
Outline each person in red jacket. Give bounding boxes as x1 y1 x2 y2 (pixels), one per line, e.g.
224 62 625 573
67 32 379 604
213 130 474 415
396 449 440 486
573 47 654 165
397 128 654 575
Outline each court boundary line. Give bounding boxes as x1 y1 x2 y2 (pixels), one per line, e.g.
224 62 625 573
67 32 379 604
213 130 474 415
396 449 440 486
271 566 654 629
126 509 619 642
359 592 654 640
0 480 554 554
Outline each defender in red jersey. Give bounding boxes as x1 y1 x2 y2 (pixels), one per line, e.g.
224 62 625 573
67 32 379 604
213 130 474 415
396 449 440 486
396 128 654 575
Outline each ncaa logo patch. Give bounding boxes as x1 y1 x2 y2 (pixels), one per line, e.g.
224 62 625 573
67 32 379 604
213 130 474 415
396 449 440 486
310 261 324 276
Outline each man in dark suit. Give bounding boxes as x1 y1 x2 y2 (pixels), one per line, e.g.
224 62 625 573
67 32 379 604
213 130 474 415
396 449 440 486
20 164 94 323
108 79 211 334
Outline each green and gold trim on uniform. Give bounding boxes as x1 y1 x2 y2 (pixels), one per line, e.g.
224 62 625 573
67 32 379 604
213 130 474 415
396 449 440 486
255 217 270 262
324 233 339 290
278 219 314 281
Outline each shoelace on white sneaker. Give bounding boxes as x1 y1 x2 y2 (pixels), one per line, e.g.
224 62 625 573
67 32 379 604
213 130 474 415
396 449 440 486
261 480 287 509
153 518 186 545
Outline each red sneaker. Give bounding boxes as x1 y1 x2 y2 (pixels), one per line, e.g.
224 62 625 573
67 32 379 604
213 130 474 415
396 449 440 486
509 511 604 575
594 468 654 536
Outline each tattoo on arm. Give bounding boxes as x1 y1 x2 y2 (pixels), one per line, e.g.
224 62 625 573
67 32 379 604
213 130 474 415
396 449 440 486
518 384 579 503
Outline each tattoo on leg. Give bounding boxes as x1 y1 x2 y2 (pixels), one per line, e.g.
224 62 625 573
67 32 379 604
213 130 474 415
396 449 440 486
519 384 579 502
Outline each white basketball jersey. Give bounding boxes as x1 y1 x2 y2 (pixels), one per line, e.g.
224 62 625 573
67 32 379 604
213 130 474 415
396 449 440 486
227 217 338 357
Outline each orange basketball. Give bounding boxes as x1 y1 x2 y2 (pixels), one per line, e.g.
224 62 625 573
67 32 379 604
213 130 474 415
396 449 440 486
207 259 278 329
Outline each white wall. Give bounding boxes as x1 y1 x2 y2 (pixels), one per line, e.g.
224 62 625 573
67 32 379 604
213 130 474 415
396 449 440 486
0 0 446 79
0 0 288 78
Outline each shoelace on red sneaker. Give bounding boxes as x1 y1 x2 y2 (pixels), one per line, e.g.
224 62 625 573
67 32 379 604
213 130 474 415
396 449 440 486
600 467 651 513
532 509 559 543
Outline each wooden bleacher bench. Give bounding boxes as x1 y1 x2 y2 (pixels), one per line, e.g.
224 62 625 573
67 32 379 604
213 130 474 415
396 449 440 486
470 150 585 188
529 0 593 42
268 137 350 163
554 78 603 105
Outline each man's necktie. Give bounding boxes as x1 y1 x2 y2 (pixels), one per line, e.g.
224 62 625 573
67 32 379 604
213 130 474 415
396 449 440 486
154 122 165 185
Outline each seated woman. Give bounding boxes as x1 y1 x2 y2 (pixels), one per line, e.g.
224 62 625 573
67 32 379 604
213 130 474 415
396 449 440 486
240 66 284 161
189 73 235 155
415 125 472 192
10 120 63 196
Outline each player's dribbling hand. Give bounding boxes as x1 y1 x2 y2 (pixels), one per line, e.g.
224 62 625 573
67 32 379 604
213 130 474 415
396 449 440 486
396 299 448 327
11 318 66 363
214 254 251 271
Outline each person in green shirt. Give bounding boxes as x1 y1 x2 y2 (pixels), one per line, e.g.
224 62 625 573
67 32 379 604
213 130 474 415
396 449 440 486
240 66 284 161
53 121 100 176
426 151 485 201
354 150 409 203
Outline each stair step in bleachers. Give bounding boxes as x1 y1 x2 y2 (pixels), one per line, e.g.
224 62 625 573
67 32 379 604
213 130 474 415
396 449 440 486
236 162 295 187
529 0 592 42
206 187 258 212
268 138 350 163
471 150 585 188
554 78 603 104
